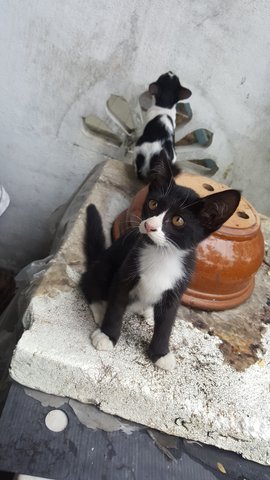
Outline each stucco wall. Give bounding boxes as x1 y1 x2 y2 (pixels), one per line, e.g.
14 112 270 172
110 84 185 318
1 0 270 271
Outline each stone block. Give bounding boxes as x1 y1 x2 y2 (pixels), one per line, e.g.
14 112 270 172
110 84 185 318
10 159 270 465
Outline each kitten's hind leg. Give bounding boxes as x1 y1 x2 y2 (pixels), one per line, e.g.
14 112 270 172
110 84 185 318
90 301 107 326
127 304 154 326
142 307 154 326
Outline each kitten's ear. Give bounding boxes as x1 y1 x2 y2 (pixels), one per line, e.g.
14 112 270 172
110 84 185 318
149 82 159 96
197 190 241 235
149 150 180 186
178 86 192 100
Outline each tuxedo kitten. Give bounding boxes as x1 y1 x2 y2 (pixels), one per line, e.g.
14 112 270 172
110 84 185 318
134 71 192 181
80 153 240 371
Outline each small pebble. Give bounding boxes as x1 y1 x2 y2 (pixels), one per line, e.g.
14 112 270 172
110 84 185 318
45 409 68 432
217 462 226 474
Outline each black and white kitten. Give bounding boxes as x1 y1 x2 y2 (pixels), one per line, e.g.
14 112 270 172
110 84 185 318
80 153 240 371
134 71 192 181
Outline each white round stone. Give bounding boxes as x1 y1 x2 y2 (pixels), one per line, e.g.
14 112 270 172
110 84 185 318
45 409 68 432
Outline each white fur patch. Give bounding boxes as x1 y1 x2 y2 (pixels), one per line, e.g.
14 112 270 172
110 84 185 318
126 305 154 325
91 329 114 351
130 243 187 309
90 302 107 326
134 140 162 178
143 307 154 326
146 105 176 128
159 115 174 134
155 352 176 371
139 211 167 246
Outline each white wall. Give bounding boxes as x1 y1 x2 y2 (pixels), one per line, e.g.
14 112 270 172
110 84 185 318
1 0 270 271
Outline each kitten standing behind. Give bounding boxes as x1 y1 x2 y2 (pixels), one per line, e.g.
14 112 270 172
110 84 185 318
134 71 192 181
80 152 240 371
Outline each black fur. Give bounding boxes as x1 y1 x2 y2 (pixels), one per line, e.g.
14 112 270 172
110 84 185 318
148 71 191 108
81 154 241 366
84 204 105 266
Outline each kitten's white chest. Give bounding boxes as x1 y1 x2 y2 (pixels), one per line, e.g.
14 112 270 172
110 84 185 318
130 244 186 309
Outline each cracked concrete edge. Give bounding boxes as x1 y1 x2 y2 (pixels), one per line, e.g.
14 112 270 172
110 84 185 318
12 334 270 465
10 292 270 466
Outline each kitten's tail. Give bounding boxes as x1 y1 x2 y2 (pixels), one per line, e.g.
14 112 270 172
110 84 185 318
84 204 105 265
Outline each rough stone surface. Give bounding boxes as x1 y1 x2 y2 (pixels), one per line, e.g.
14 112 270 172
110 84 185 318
10 160 270 465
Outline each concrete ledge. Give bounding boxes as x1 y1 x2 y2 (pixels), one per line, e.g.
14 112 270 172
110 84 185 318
10 159 270 465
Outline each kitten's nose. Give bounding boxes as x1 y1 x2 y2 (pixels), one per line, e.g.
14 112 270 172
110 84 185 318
144 221 157 233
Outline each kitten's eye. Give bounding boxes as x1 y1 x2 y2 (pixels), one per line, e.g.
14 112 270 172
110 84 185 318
148 199 158 210
172 215 184 227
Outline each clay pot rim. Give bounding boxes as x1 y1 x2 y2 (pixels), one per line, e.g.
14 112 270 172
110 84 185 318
182 277 255 311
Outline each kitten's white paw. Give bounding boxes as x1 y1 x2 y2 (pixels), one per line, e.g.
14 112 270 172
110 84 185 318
143 307 154 326
155 352 176 371
90 302 106 326
91 329 114 351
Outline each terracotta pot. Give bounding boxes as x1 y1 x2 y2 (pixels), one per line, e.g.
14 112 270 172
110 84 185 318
112 173 264 311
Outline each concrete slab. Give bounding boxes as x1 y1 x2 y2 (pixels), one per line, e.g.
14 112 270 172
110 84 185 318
10 160 270 465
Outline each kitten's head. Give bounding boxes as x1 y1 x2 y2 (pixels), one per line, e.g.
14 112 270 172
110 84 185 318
139 152 241 250
149 72 192 108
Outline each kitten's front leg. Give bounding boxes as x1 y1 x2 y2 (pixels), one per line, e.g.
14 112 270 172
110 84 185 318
148 293 179 371
90 301 107 326
91 283 129 351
